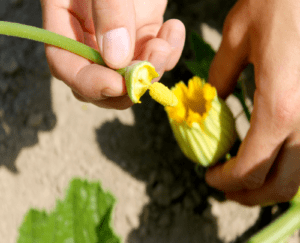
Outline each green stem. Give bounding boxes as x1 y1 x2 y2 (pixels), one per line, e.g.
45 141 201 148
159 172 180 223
0 21 105 66
233 83 251 122
248 204 300 243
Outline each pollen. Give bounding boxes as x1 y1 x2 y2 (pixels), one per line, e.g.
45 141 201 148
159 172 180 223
149 82 178 107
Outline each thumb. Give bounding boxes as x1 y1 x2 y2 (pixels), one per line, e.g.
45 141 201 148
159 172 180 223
92 0 136 69
208 0 249 99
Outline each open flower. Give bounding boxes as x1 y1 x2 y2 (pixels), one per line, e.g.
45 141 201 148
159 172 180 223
165 76 237 167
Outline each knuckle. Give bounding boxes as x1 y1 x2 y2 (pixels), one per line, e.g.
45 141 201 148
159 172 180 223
241 173 265 190
222 3 249 47
93 0 120 12
274 99 295 128
273 88 300 131
275 185 299 202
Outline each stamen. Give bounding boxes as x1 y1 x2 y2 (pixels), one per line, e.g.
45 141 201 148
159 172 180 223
149 82 178 107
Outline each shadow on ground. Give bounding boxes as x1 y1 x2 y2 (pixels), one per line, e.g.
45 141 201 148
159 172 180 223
95 2 234 242
0 0 56 172
95 0 291 242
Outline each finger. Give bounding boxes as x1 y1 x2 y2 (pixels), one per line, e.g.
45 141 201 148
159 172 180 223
134 20 185 78
72 64 127 101
92 0 136 69
226 131 300 206
42 2 127 104
42 2 93 83
156 19 186 71
136 37 172 78
72 90 88 102
73 64 133 109
205 90 288 192
208 0 250 99
91 95 133 110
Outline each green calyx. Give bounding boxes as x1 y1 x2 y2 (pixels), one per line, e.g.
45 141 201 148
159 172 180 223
116 61 159 103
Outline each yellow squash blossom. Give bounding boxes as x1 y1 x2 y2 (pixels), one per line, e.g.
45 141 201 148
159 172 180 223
165 76 237 167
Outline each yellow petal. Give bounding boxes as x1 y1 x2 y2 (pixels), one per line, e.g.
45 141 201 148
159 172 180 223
165 76 237 167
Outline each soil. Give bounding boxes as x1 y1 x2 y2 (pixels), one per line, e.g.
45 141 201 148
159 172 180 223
0 0 299 242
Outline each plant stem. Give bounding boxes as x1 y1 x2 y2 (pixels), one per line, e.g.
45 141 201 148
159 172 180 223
233 82 251 122
0 21 105 66
248 204 300 243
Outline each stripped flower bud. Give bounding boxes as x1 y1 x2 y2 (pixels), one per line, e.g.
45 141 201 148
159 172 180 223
122 61 159 103
165 76 237 167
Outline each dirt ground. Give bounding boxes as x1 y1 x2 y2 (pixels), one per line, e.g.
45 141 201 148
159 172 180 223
0 0 300 242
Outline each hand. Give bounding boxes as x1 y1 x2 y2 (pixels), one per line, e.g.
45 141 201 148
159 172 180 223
40 0 185 109
206 0 300 206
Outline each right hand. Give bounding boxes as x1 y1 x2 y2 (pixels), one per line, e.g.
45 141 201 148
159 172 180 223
40 0 185 109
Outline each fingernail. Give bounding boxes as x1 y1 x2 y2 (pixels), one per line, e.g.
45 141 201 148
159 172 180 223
100 27 130 66
102 88 117 98
168 31 182 49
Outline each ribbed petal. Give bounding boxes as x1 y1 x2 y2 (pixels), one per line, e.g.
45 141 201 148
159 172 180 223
165 77 237 167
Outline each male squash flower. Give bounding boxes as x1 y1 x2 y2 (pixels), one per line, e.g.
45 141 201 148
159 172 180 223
165 76 237 167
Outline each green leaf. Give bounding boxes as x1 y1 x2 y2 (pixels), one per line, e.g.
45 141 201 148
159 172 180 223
190 31 215 63
185 60 211 80
185 32 216 80
17 178 121 243
232 83 251 122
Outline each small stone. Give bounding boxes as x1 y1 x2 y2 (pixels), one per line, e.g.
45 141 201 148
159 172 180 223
2 122 10 136
198 183 209 196
161 170 175 185
190 190 202 205
152 184 172 206
0 126 6 142
170 186 185 200
158 212 171 227
155 136 163 150
0 143 5 153
20 127 36 145
44 112 56 129
171 203 182 215
183 195 194 209
148 171 158 186
0 79 8 93
139 225 148 237
0 108 4 119
0 51 19 74
10 0 23 5
27 113 43 127
0 0 9 18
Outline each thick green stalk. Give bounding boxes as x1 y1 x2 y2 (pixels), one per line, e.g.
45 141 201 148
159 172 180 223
0 21 105 65
248 204 300 243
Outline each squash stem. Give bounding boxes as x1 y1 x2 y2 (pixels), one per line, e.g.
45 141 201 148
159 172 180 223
0 21 105 66
248 204 300 243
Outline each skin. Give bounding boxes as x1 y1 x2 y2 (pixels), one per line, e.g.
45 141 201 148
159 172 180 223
206 0 300 206
41 0 300 206
40 0 185 109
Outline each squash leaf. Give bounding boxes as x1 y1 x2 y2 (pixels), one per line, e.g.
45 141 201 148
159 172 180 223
17 178 121 243
186 31 215 80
